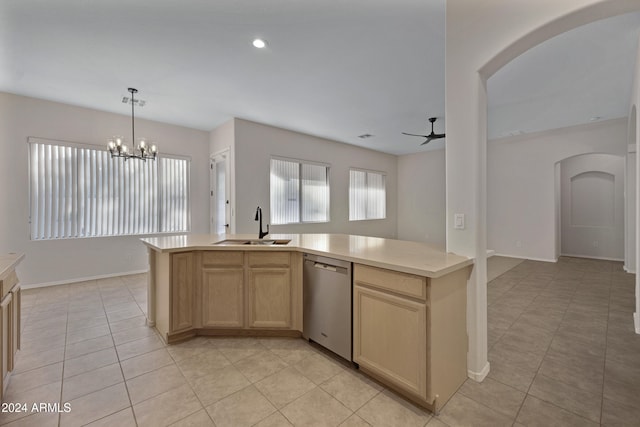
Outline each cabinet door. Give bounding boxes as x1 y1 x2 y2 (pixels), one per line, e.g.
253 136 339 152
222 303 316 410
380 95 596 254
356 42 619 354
8 286 22 371
202 268 244 328
353 284 427 400
248 268 291 328
11 285 20 353
0 293 11 396
171 252 194 332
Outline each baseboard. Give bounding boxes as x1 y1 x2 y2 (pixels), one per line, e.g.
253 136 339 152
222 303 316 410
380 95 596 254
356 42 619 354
560 253 624 262
22 269 148 289
623 265 636 274
492 253 558 263
467 361 490 382
635 312 640 335
486 249 496 257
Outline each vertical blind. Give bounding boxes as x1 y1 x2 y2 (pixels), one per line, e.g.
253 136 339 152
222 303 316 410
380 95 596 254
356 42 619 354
270 158 329 225
349 169 386 220
28 138 190 240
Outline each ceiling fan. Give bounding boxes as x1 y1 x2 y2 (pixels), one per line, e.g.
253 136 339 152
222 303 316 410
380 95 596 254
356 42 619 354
402 117 446 145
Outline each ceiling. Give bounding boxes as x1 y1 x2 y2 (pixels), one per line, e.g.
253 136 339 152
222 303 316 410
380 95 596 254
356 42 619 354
1 1 639 155
488 10 640 140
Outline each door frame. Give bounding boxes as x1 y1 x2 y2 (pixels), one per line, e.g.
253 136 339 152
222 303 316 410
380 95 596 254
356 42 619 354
210 149 231 235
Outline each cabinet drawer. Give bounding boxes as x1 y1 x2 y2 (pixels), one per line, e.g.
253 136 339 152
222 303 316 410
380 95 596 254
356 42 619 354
0 270 18 300
203 251 244 267
354 264 426 301
248 252 290 267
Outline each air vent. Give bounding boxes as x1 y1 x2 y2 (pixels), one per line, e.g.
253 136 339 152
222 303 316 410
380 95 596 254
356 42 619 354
358 134 374 139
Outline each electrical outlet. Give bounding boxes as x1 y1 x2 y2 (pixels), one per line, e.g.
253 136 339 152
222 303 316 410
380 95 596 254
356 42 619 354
454 214 465 230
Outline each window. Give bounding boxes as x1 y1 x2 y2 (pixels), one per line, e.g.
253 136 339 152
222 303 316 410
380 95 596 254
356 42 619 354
270 157 329 224
349 169 386 220
28 137 190 240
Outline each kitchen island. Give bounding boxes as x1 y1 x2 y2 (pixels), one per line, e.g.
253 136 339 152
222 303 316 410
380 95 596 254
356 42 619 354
141 233 472 412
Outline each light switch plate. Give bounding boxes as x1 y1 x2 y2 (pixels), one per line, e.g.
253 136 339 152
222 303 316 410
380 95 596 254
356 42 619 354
454 213 465 230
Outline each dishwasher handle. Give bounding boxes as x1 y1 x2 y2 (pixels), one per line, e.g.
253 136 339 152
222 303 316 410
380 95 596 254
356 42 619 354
305 259 349 275
314 262 337 272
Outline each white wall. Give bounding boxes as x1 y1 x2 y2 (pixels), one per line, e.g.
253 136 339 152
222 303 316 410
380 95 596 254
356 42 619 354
397 149 446 249
488 119 628 261
0 93 209 285
394 119 629 262
231 119 397 238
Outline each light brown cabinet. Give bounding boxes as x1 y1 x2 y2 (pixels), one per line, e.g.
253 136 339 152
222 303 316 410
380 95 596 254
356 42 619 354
10 286 20 364
353 263 469 413
1 293 11 390
0 260 21 402
202 269 244 327
201 251 244 328
248 268 291 328
247 252 291 329
160 250 300 343
171 252 194 332
354 283 428 399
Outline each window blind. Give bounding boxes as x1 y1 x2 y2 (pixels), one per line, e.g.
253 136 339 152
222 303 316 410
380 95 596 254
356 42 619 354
28 138 190 240
349 169 386 221
270 158 329 225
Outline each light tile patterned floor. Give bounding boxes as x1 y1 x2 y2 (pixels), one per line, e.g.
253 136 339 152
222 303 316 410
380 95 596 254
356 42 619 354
1 257 638 426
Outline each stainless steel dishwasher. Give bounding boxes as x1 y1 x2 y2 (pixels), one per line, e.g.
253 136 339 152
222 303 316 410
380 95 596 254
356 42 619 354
303 253 352 361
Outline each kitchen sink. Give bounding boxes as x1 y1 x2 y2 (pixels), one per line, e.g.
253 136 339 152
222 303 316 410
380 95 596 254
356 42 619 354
211 239 250 245
212 239 291 246
246 239 291 245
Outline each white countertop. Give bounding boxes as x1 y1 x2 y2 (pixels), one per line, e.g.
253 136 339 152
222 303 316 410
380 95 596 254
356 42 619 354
141 234 472 278
0 253 25 278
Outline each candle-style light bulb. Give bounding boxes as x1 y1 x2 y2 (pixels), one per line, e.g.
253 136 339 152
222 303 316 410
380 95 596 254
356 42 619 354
122 145 128 153
151 144 157 153
108 140 115 150
116 137 122 147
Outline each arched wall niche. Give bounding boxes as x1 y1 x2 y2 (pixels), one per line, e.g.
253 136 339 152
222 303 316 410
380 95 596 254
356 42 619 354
556 153 625 260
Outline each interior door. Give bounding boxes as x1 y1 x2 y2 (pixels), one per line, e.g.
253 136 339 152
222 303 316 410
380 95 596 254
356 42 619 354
210 152 230 234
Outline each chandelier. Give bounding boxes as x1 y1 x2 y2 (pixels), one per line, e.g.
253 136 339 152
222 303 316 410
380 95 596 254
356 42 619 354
107 88 157 161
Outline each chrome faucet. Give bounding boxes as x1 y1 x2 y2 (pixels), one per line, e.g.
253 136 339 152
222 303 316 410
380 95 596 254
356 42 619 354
254 206 269 239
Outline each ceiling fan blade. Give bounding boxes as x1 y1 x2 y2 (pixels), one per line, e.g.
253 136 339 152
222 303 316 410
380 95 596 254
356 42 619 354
431 133 446 139
420 137 433 146
402 132 429 137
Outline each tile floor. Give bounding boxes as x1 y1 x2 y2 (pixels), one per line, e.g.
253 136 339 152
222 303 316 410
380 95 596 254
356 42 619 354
1 256 638 426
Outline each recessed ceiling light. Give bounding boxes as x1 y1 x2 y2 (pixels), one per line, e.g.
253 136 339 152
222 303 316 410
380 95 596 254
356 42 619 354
252 39 267 49
589 116 602 121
